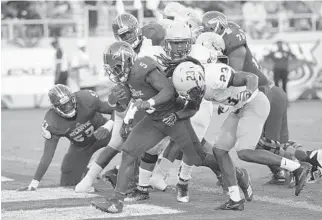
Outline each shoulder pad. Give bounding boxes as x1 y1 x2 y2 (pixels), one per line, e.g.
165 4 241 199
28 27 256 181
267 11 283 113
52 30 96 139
224 28 247 55
132 56 160 77
42 113 55 139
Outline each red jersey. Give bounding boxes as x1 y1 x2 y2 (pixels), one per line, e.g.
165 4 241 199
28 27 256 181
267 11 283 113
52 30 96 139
42 90 107 147
127 56 177 119
223 25 264 81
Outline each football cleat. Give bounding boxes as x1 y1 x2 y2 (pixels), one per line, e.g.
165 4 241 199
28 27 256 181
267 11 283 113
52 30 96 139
124 186 150 202
237 168 253 202
215 199 245 211
307 166 322 184
149 172 168 191
176 181 189 203
91 198 124 214
293 162 312 196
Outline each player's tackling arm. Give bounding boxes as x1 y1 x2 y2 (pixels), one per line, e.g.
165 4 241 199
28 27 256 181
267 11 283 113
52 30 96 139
145 69 175 105
228 47 267 86
231 71 259 93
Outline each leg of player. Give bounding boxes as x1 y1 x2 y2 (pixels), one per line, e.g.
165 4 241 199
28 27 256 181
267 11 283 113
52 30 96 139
212 113 245 211
235 92 311 196
126 137 171 202
91 115 165 214
75 111 123 192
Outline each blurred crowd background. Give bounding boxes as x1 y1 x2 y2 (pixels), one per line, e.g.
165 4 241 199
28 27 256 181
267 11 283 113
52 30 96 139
2 0 322 44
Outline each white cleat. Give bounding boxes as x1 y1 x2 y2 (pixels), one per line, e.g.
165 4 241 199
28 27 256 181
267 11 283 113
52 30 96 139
149 173 167 191
75 177 95 193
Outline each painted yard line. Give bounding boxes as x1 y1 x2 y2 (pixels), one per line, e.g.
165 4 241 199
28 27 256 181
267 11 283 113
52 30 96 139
1 187 100 203
1 204 184 220
1 176 14 182
191 185 322 213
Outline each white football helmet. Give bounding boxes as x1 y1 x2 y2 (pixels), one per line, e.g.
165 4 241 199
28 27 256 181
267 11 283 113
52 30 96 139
163 2 186 19
172 61 206 101
196 32 226 53
164 21 192 60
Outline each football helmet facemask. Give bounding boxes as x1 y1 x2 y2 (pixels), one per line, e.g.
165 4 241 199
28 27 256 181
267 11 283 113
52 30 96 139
112 13 142 49
172 61 206 102
48 84 77 118
164 22 192 60
103 41 136 83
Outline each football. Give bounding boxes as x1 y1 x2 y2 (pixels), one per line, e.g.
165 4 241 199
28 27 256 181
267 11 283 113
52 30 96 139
111 83 132 112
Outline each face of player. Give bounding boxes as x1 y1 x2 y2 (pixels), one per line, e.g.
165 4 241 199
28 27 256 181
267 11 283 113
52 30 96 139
54 97 76 118
165 39 191 60
186 86 205 102
116 28 141 48
105 62 131 83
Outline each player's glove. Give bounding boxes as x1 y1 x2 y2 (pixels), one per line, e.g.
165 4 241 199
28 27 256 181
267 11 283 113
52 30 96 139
217 104 229 115
162 113 178 127
236 90 252 103
120 120 133 141
17 179 39 191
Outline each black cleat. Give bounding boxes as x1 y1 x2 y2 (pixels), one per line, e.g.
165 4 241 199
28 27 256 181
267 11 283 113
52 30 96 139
216 199 245 211
91 198 124 213
293 162 312 196
125 186 150 202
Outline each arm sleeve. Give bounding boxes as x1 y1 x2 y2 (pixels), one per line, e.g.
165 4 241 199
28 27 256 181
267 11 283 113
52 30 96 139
145 68 175 106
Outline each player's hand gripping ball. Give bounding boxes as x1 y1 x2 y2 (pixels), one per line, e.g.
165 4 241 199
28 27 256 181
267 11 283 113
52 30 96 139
110 84 132 112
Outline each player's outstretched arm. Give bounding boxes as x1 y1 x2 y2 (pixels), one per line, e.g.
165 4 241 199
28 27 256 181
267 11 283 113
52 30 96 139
228 47 268 86
18 136 59 191
96 89 127 114
146 69 175 105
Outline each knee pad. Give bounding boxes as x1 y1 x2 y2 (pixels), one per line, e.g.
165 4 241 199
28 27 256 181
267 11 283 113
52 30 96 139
141 152 158 164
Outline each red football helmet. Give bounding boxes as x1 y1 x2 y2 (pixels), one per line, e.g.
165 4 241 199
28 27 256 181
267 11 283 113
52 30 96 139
112 13 142 49
48 84 77 118
202 11 228 36
103 41 136 83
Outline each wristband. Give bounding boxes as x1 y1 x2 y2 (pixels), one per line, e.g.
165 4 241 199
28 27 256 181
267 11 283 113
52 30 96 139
102 120 114 132
29 179 40 188
147 98 155 107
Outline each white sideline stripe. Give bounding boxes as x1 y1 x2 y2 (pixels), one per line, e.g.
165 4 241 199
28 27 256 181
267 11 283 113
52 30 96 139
1 204 183 220
191 185 322 213
1 187 100 203
1 176 14 182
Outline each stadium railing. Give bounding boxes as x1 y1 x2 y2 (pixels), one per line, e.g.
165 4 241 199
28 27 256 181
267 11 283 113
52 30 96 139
1 9 321 40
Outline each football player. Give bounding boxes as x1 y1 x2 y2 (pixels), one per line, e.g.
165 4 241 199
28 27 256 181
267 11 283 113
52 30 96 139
202 62 310 209
17 84 126 191
201 11 291 183
90 41 217 214
75 19 168 193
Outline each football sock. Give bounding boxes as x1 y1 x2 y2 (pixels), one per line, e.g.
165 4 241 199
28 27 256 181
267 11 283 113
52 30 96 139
138 167 152 187
87 162 103 181
228 185 241 202
280 157 301 171
179 162 193 181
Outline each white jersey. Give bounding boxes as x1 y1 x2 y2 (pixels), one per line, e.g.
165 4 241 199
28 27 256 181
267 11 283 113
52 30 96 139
204 63 258 110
